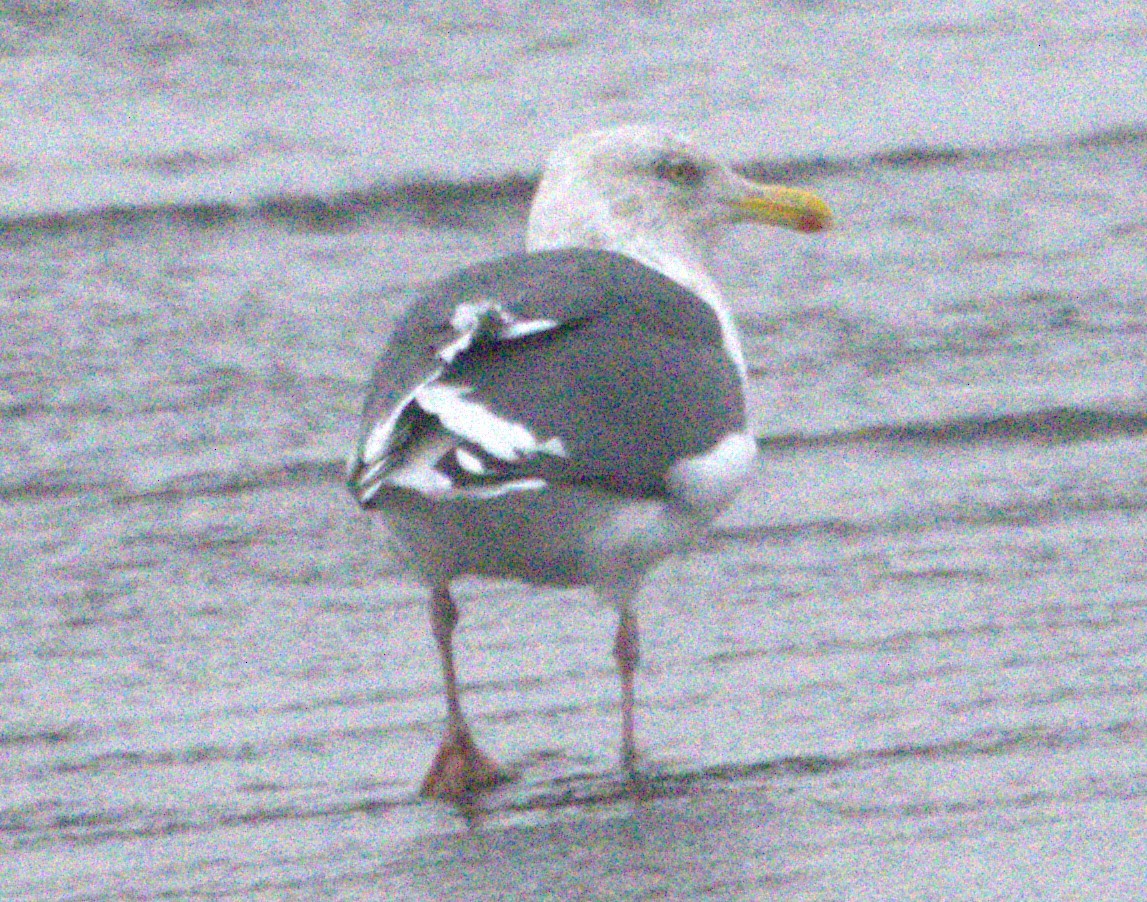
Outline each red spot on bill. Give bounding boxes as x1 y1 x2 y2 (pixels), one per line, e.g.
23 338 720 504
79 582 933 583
797 213 828 233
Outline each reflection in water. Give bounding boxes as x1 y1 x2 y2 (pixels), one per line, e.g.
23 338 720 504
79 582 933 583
397 781 791 900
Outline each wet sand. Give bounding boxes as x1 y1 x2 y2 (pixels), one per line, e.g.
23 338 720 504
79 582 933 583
3 2 1146 899
5 132 1145 899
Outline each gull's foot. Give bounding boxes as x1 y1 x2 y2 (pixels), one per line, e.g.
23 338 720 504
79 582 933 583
420 728 508 801
622 748 648 795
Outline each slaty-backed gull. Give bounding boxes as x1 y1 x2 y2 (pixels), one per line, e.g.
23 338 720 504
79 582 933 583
346 124 832 800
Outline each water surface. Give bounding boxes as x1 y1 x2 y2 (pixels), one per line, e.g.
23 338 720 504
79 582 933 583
2 1 1145 899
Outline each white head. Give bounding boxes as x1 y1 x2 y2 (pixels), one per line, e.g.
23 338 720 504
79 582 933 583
526 124 832 299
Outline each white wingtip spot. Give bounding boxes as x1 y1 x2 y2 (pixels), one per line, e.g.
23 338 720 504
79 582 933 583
454 447 487 474
360 368 443 467
538 436 568 457
500 318 559 340
439 301 560 365
449 300 496 334
414 383 567 465
457 478 548 499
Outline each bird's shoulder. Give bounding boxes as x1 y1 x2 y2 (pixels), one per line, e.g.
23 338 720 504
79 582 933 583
408 247 720 343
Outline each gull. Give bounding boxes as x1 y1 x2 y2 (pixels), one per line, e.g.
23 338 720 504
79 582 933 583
347 124 832 800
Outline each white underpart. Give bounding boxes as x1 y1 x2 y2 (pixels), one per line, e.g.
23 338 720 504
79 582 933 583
665 431 758 513
591 499 678 560
586 432 756 585
414 383 568 462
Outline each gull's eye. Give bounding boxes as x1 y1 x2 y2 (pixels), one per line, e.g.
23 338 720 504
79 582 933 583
652 155 705 187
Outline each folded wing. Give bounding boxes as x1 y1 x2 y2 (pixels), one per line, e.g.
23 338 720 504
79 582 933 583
347 249 745 506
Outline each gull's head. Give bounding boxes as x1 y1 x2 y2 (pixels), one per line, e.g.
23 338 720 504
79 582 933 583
526 124 833 261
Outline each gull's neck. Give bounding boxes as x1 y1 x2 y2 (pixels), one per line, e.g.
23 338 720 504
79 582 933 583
527 215 749 386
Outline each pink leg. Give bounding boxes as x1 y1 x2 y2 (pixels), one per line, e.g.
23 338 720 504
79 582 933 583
613 607 640 773
419 585 506 800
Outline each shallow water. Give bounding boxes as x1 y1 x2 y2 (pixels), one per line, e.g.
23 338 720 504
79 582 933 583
3 1 1146 900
